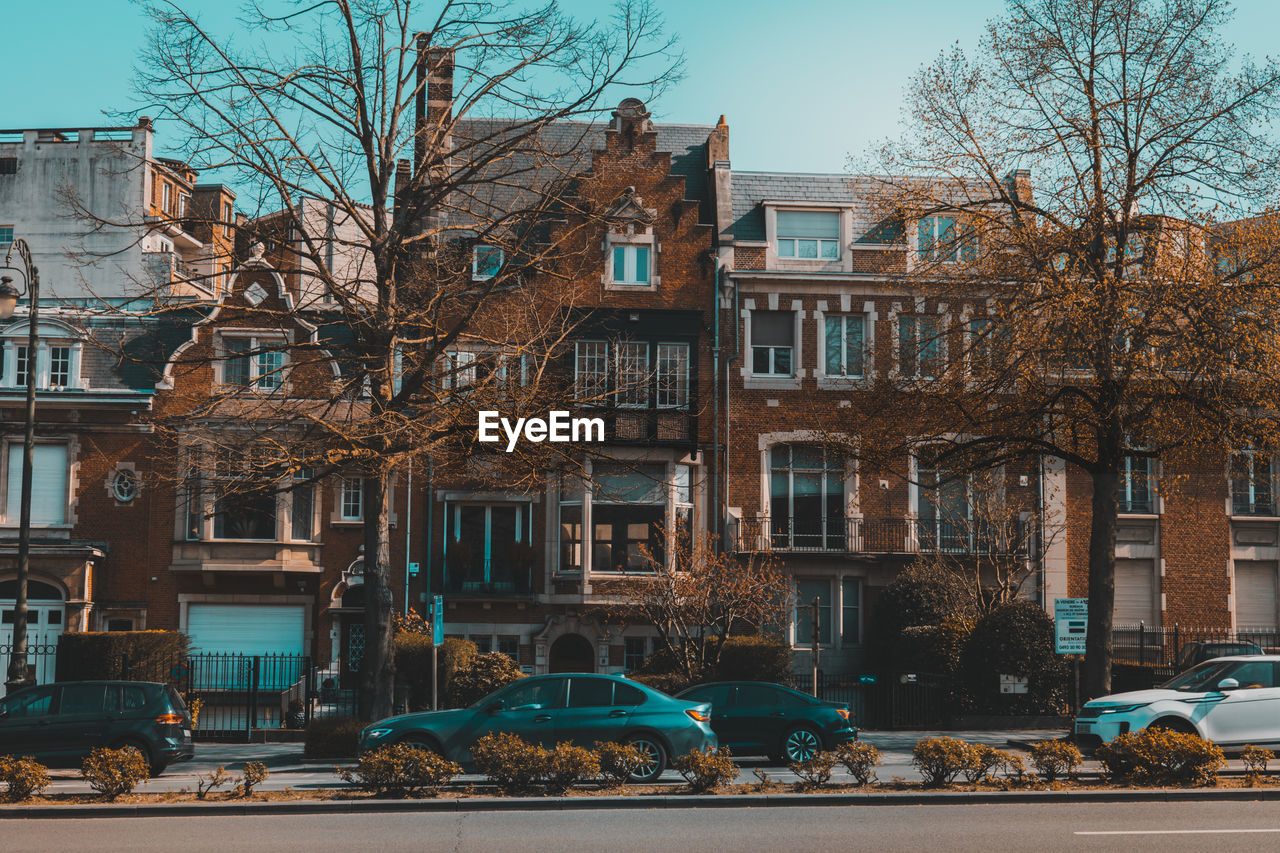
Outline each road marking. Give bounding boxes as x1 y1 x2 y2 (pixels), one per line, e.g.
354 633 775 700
1077 829 1280 836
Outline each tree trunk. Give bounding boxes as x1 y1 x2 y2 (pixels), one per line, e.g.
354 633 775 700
360 470 396 720
1083 469 1119 701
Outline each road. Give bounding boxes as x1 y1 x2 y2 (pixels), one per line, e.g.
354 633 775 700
43 730 1070 794
9 802 1280 852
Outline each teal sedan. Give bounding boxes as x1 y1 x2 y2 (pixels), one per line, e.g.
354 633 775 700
359 673 716 783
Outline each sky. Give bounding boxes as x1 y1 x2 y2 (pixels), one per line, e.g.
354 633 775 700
4 0 1279 175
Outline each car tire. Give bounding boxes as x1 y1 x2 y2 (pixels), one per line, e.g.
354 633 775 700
399 735 443 756
1148 718 1196 735
781 726 822 763
116 740 161 777
625 734 668 784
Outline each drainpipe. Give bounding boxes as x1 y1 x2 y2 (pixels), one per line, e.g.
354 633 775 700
710 252 721 550
403 463 413 616
724 268 739 545
424 456 434 611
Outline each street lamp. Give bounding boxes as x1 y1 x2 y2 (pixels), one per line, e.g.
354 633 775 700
1 238 40 694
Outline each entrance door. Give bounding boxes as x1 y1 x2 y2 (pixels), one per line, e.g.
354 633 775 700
0 579 66 694
548 633 595 673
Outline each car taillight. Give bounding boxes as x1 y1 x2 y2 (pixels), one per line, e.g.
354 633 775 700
686 709 711 722
836 709 850 721
156 713 184 725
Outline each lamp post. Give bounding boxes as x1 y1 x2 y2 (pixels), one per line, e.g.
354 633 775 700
0 238 38 694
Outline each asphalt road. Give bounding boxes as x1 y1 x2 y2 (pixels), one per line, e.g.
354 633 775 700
10 802 1280 852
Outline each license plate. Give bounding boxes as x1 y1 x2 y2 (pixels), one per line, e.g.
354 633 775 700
183 729 192 739
1075 724 1092 734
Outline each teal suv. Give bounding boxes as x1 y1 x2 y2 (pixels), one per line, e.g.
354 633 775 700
359 673 716 783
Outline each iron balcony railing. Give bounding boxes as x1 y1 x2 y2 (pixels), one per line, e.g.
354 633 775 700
730 516 1028 556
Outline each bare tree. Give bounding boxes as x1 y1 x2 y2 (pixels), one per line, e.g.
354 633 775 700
78 0 683 718
849 0 1280 698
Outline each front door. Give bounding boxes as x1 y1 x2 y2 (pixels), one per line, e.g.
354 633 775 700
342 618 365 690
548 634 595 673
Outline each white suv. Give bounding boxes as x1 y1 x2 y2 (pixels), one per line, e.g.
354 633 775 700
1074 655 1280 751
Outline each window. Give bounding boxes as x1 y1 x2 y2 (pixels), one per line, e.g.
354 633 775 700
624 636 649 671
497 635 520 660
611 245 650 285
472 245 504 281
916 445 971 552
795 579 832 646
823 314 866 378
592 464 665 573
14 345 29 388
777 210 840 259
106 618 135 632
48 346 71 388
212 487 275 540
655 343 690 408
0 226 12 246
0 686 53 719
967 317 1007 378
769 445 846 550
498 676 563 711
1118 456 1155 514
221 336 286 390
574 341 609 403
1232 450 1275 517
918 215 976 263
841 578 861 645
340 478 363 521
0 159 16 176
568 677 614 708
223 202 234 237
899 314 943 379
559 498 583 574
751 311 794 376
290 469 314 541
162 182 172 215
444 503 533 593
444 350 477 390
615 341 649 407
112 469 139 503
7 443 68 525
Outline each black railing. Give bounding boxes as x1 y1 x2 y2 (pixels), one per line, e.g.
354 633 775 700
731 516 1027 556
442 564 536 596
1112 624 1280 667
0 643 59 696
789 671 953 730
604 410 696 445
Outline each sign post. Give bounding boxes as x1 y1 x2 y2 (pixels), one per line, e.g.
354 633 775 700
431 594 444 711
1055 598 1088 713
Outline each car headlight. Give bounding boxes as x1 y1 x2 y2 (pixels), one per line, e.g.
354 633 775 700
365 728 393 739
1096 703 1150 714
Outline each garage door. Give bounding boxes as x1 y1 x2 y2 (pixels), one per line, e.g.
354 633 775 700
1236 561 1279 630
187 604 305 656
1114 559 1158 626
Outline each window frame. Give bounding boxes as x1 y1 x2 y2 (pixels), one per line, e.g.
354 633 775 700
898 314 944 380
822 313 867 378
472 245 504 281
339 477 364 522
750 310 796 378
1118 455 1156 515
218 333 289 392
775 209 841 261
1232 449 1276 517
609 244 652 286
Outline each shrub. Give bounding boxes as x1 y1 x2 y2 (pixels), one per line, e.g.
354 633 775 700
866 561 974 670
338 743 461 797
627 672 690 696
962 744 1014 783
447 652 525 708
673 747 738 794
238 761 269 797
55 630 189 682
714 636 793 683
1096 728 1226 786
790 751 837 790
0 755 50 802
898 618 972 677
595 741 646 787
1029 740 1083 783
912 737 976 788
835 741 881 786
196 765 231 799
304 717 364 758
959 600 1068 715
1243 745 1274 776
394 634 479 711
543 743 601 794
471 732 548 795
81 746 150 800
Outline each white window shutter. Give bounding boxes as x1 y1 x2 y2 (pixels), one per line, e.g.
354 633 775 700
8 444 68 525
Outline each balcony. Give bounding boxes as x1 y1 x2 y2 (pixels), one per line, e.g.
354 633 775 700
601 409 696 446
441 557 536 597
730 516 1027 556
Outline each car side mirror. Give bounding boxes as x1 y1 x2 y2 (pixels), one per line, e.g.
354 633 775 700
1217 678 1240 691
485 700 505 714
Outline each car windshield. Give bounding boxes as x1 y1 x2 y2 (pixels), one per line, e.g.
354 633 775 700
1161 660 1264 691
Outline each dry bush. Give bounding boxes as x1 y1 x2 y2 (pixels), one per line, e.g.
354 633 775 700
1029 740 1083 783
543 743 600 794
790 751 838 790
1096 729 1225 786
196 765 231 800
911 737 976 788
1243 745 1273 777
0 755 50 802
835 741 882 786
470 732 549 795
672 747 739 794
81 746 149 800
595 741 646 788
238 761 270 797
338 743 461 798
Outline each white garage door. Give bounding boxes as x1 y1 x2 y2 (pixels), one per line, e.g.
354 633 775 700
187 604 305 656
1114 559 1158 626
1236 561 1279 630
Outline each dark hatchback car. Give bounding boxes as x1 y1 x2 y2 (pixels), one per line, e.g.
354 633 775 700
0 681 194 775
676 681 856 763
1175 641 1265 671
359 673 716 783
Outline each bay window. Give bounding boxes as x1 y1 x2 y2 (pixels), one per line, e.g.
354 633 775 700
444 503 534 593
591 464 666 573
655 343 690 408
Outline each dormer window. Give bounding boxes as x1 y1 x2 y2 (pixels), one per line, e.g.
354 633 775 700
220 334 287 391
473 245 503 281
918 215 977 263
611 244 651 285
777 210 840 259
1 323 84 391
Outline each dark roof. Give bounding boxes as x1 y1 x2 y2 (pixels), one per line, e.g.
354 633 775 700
118 306 212 390
731 172 866 242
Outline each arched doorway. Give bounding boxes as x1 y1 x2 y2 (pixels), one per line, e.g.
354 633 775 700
548 633 595 673
338 584 365 689
0 578 65 689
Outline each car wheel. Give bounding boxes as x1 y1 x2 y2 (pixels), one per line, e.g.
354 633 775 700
625 734 668 784
1148 718 1196 735
399 735 442 755
116 741 160 777
782 726 822 763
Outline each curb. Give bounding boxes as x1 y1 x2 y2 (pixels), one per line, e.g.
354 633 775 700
6 786 1280 819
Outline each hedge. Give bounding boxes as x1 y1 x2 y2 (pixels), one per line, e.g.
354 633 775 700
56 631 189 683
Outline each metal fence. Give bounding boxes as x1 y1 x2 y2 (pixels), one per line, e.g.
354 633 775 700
1111 624 1280 667
789 672 953 730
0 643 58 698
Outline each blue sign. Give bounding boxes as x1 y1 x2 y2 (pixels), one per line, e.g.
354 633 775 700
432 595 444 647
858 674 877 685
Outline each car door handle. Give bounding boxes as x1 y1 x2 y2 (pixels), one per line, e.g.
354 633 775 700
37 720 53 726
533 714 552 723
770 711 786 717
608 709 629 717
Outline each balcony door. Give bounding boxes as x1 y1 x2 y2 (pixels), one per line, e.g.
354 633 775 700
769 445 846 550
446 503 530 593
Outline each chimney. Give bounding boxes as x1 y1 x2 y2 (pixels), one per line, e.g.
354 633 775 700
415 37 454 178
707 115 730 167
1004 169 1033 209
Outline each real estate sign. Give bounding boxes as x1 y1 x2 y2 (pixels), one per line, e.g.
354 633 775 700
1054 598 1088 654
